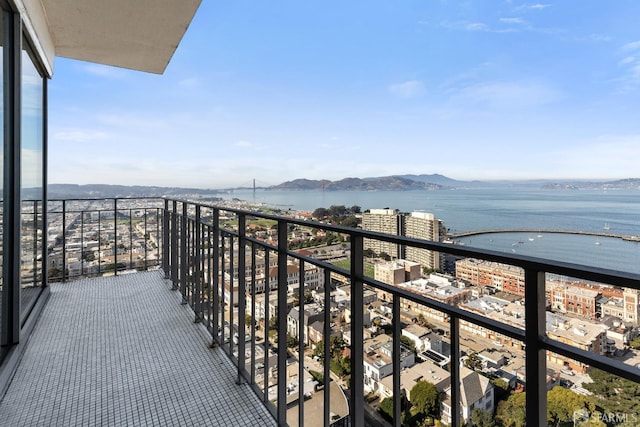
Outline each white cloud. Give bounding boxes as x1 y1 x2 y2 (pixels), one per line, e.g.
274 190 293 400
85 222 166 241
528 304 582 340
53 129 109 143
616 42 640 90
388 80 425 98
178 77 200 88
500 17 527 25
530 3 551 10
235 140 253 148
621 40 640 52
448 80 561 110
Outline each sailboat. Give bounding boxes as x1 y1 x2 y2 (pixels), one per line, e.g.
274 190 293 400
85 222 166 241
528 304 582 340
595 238 601 246
603 223 610 231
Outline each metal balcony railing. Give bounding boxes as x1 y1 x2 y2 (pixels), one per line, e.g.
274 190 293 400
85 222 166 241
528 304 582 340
47 197 640 426
46 198 164 281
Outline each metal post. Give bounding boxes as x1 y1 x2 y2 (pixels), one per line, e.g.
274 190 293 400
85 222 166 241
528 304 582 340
263 249 271 404
250 242 257 383
114 198 118 275
525 269 547 427
180 202 188 303
237 213 247 384
450 315 461 427
277 220 288 425
62 200 67 282
298 260 305 426
323 268 331 427
195 205 202 323
170 200 178 289
349 234 365 427
212 209 220 345
392 295 401 427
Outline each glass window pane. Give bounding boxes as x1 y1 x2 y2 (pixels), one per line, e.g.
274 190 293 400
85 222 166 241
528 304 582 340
20 36 44 317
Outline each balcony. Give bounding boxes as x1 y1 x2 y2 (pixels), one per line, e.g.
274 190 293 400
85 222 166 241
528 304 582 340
2 197 639 426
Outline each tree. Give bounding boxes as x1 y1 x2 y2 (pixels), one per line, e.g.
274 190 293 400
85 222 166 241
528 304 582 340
582 369 640 416
464 352 483 371
286 333 299 348
496 392 526 427
410 380 440 417
379 397 394 421
629 336 640 349
350 205 361 214
312 207 328 219
245 313 253 327
470 408 495 427
547 386 594 425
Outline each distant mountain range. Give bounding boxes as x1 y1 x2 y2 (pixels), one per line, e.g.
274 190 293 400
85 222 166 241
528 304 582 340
30 177 639 200
45 184 223 199
268 175 640 191
268 176 447 191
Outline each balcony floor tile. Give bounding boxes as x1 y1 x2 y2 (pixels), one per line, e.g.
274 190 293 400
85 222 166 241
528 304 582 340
0 271 275 426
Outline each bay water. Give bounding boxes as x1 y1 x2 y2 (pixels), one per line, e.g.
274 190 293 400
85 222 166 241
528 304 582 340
222 188 640 275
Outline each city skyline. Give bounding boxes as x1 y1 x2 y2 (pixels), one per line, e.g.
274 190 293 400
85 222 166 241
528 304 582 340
49 1 640 189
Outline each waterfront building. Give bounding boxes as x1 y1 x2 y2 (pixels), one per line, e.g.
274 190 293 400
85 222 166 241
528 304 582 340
362 209 440 270
362 209 402 258
403 212 440 270
548 283 600 319
455 258 525 296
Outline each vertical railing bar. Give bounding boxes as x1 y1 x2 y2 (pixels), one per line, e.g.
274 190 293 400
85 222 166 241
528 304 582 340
144 208 148 270
180 202 188 303
450 315 460 427
212 209 220 345
80 208 84 277
156 204 161 268
171 200 178 289
62 199 66 282
251 242 257 384
392 294 401 427
230 233 236 358
97 204 101 275
195 205 202 323
221 232 227 350
163 200 169 277
349 233 365 427
263 249 271 404
323 268 331 427
276 220 288 425
129 207 133 269
525 269 547 427
298 259 305 427
207 220 213 329
237 213 247 383
114 198 118 276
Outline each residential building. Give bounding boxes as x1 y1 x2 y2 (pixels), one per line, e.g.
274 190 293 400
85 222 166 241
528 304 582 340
403 212 440 270
362 209 402 258
456 258 525 296
441 367 495 425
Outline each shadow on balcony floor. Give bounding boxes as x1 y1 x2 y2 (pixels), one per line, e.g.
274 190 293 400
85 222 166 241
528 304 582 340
0 271 275 426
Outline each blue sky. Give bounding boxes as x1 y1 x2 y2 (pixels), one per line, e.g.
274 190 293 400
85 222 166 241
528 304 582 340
48 1 640 189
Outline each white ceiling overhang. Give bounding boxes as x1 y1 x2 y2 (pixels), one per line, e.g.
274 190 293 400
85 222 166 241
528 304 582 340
18 0 202 76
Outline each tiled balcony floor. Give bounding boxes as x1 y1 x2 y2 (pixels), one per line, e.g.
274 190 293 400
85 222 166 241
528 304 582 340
0 271 276 426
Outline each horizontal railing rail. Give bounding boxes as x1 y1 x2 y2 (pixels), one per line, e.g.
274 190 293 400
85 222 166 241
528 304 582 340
160 197 640 427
